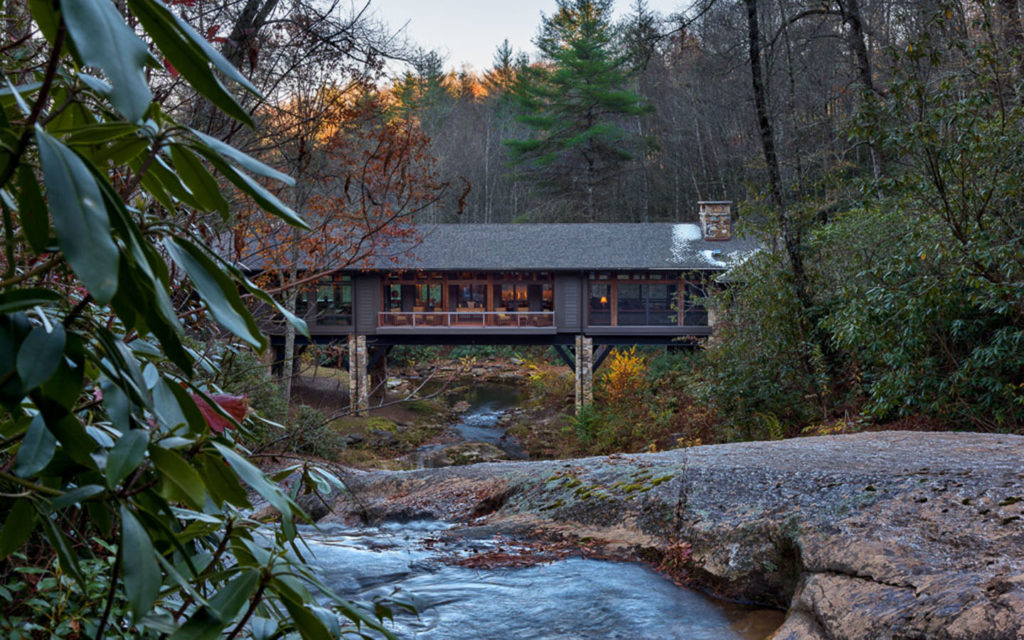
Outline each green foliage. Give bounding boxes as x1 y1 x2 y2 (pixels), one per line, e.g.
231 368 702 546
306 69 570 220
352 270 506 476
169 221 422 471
570 403 602 443
695 10 1024 434
523 356 574 409
0 547 142 639
692 250 827 438
836 26 1023 427
0 2 394 638
830 11 1024 430
216 346 289 423
285 405 346 459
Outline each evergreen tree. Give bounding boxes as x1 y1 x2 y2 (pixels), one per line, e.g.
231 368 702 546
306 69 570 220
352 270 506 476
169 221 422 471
392 50 451 125
485 39 519 94
505 0 653 221
621 0 661 71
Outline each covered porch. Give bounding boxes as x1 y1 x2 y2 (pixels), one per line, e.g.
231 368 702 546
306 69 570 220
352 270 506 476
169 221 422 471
378 270 555 331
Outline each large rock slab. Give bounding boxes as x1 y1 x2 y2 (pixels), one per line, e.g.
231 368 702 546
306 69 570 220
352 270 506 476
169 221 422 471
329 432 1024 640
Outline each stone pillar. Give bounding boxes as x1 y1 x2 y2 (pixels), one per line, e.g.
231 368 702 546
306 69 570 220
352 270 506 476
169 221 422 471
706 305 721 346
574 335 594 414
347 335 369 416
347 335 358 413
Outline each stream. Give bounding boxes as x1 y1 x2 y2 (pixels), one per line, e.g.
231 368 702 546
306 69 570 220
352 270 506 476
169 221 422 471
303 520 784 639
416 384 529 466
297 382 783 637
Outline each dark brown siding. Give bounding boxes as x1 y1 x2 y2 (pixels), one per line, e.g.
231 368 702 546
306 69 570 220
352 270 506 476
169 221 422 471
555 273 582 332
354 273 380 334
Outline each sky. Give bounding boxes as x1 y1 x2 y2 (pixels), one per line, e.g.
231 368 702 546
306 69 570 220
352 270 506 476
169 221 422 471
368 0 688 72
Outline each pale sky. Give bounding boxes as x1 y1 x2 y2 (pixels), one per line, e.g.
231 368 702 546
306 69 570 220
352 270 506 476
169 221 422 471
369 0 689 72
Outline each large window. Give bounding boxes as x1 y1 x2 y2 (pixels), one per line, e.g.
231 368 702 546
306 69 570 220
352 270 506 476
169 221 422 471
292 274 351 326
683 282 708 326
647 283 678 326
616 283 647 325
587 272 706 327
494 279 553 312
616 283 678 326
588 283 612 326
382 271 553 327
315 274 352 326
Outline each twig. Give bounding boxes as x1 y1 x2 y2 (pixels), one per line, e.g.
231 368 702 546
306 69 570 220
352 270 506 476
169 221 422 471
92 543 121 640
0 20 66 191
0 469 63 496
0 255 61 289
225 578 267 640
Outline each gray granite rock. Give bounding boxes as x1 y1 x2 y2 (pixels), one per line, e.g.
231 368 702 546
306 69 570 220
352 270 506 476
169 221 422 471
332 432 1024 640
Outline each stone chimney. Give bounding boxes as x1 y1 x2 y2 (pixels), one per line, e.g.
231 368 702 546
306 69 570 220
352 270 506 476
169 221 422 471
698 201 732 241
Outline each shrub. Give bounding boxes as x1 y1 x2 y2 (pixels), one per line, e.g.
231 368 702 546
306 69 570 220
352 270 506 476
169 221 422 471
523 355 574 408
600 347 647 414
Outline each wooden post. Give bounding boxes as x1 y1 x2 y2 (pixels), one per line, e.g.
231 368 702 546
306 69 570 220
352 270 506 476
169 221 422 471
574 335 594 414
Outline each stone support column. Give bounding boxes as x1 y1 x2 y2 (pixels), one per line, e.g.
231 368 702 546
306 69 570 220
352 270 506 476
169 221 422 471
574 335 594 414
707 305 720 346
347 335 369 416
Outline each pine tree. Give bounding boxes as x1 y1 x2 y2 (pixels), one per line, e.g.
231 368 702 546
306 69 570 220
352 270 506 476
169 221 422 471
621 0 661 72
391 50 451 124
505 0 653 221
485 39 519 94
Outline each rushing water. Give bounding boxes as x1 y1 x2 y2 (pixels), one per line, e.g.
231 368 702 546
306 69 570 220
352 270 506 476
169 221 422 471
303 520 784 640
448 385 524 445
416 384 529 465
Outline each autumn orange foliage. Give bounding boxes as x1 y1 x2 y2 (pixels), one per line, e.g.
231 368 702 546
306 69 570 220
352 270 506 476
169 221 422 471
234 92 447 296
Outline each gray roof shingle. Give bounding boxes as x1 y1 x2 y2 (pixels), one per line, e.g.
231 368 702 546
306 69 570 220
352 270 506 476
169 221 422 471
360 223 759 271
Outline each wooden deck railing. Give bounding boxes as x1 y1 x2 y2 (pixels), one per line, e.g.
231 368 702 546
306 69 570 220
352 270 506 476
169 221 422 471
378 311 555 328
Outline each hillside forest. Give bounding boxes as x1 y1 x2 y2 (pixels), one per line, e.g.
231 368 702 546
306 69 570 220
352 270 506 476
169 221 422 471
225 0 1023 439
386 0 1024 438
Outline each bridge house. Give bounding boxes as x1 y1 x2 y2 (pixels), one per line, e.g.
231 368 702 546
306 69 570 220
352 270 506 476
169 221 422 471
260 202 755 412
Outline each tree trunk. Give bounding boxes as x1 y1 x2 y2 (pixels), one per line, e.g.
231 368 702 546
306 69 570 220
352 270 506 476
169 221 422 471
838 0 886 179
281 227 300 405
744 0 829 414
585 155 597 222
223 0 282 71
744 0 783 209
635 115 650 222
996 0 1024 100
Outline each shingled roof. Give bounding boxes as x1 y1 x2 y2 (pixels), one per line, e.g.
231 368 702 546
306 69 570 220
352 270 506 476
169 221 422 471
359 223 759 271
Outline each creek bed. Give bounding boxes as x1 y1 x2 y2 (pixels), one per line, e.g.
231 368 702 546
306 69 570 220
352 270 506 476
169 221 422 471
303 520 784 639
417 384 529 467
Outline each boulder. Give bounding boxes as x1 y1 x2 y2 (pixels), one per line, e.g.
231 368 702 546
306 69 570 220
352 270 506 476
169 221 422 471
368 429 399 448
332 432 1024 640
420 442 512 468
295 492 332 522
